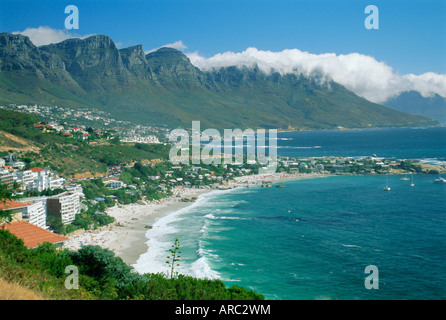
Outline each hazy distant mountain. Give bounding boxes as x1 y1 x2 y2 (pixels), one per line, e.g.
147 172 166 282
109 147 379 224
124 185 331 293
384 91 446 125
0 32 439 130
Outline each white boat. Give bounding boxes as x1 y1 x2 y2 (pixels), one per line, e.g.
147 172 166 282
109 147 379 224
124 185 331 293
433 177 446 184
384 175 391 191
400 174 410 181
410 174 415 187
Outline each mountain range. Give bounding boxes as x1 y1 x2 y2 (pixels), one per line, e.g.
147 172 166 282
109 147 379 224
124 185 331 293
383 91 446 125
0 32 439 130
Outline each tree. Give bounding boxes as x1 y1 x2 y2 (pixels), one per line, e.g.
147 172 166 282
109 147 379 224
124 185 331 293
0 184 13 222
166 238 182 279
47 216 66 235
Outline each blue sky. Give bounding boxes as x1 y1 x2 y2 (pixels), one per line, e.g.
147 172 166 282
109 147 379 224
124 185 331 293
1 0 445 75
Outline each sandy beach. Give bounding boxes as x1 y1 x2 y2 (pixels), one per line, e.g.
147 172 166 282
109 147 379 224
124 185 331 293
63 187 212 265
63 172 329 266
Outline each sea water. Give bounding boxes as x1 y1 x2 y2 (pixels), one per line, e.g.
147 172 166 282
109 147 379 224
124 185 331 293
134 127 446 300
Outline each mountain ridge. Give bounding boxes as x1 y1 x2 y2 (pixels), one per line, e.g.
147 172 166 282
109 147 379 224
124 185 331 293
384 91 446 125
0 32 439 130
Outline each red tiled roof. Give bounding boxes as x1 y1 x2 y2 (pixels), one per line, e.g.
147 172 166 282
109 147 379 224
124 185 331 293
0 221 69 249
0 199 28 211
29 167 45 172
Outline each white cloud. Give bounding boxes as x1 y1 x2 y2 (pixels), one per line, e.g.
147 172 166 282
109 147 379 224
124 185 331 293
12 26 94 47
187 47 446 103
145 40 188 55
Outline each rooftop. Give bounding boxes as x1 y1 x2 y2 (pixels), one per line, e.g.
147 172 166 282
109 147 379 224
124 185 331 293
0 220 69 249
0 199 28 211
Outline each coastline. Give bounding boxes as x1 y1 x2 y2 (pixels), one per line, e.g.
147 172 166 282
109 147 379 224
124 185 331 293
63 187 212 265
63 172 330 267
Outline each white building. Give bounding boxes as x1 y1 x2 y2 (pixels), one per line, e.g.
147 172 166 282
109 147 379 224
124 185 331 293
105 180 125 189
15 170 34 190
11 161 25 170
29 167 48 192
47 192 80 225
22 199 47 229
65 184 84 198
48 176 65 190
32 175 49 192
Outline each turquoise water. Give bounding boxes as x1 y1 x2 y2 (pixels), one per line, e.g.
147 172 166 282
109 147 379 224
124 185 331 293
134 127 446 300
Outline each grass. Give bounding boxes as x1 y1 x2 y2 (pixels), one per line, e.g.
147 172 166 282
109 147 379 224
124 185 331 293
0 278 45 300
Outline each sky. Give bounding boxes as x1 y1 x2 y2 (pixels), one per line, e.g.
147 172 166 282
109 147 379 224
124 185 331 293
1 0 445 102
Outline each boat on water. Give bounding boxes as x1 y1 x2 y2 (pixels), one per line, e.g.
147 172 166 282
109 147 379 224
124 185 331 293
433 177 446 184
410 174 415 187
384 175 391 191
400 174 410 181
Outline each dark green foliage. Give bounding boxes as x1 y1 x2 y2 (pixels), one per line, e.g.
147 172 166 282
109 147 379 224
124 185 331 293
0 184 14 221
46 216 66 235
0 108 40 131
30 242 74 277
68 245 139 299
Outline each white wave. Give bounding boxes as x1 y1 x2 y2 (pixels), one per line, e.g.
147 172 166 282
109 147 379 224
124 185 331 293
204 213 216 219
191 243 221 279
191 256 221 279
418 158 446 166
341 244 361 248
134 187 241 276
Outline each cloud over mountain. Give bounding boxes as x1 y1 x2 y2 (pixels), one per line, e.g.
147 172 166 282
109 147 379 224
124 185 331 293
11 27 445 104
12 26 94 47
187 48 446 103
145 40 188 55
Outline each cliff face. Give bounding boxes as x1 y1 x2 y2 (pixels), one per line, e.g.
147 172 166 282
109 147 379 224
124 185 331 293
120 45 149 76
0 33 69 80
40 35 130 88
0 32 439 129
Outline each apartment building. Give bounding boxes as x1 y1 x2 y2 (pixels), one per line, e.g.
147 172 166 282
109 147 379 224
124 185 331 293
15 170 34 190
47 192 80 225
22 199 47 229
0 171 14 189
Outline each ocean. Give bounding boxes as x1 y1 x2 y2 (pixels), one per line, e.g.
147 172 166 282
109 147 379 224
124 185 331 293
133 127 446 300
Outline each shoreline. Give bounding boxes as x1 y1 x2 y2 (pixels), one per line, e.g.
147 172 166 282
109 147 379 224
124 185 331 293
63 172 330 267
63 187 212 265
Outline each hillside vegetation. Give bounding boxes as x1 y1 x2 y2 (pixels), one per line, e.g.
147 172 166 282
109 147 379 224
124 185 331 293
0 230 263 300
0 108 170 178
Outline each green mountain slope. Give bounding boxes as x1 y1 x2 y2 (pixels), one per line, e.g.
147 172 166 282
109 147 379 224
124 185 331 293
0 33 439 130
